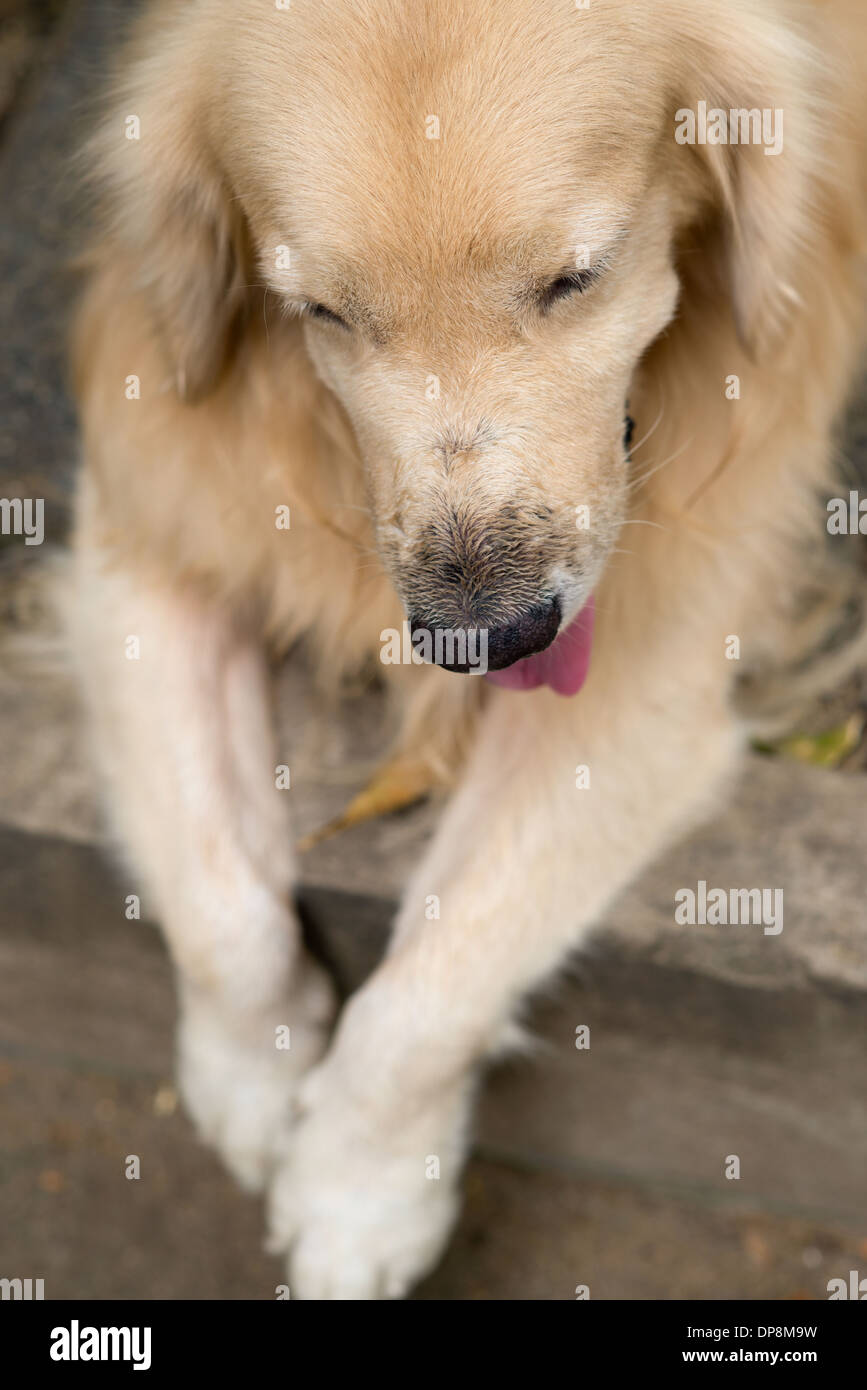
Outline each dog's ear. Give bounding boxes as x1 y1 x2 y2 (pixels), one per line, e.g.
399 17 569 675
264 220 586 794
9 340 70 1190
133 162 249 405
677 4 825 357
91 45 249 403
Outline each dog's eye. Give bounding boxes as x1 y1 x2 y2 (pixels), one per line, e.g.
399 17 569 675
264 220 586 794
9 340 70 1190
303 302 349 330
538 269 598 310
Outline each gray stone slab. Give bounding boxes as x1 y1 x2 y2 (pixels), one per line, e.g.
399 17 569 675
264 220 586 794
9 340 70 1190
1 814 866 1229
416 1160 866 1301
477 952 867 1227
3 1045 861 1301
1 1051 863 1300
607 754 867 992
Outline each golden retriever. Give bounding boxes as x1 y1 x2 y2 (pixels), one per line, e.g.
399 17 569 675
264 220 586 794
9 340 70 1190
69 0 867 1297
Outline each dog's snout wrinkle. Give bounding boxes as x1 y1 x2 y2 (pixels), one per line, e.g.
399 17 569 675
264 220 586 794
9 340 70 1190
402 506 562 634
434 419 498 475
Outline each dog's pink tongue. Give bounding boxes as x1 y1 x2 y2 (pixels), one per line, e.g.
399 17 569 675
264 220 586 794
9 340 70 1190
486 597 594 696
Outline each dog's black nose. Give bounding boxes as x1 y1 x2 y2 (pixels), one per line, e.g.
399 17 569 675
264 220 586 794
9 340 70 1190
409 598 561 673
483 599 561 670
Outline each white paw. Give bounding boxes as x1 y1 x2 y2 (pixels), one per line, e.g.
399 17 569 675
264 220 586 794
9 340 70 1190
267 1070 466 1298
178 956 336 1193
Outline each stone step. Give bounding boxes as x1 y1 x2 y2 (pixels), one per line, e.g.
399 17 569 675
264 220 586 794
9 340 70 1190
2 729 866 1230
2 812 867 1299
6 1036 863 1301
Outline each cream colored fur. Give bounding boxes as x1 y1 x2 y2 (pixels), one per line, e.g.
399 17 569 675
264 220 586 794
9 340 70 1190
70 0 867 1297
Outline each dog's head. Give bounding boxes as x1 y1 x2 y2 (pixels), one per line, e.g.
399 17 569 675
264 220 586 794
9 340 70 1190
97 0 825 674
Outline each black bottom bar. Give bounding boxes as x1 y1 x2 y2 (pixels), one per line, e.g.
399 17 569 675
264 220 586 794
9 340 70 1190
2 1297 863 1374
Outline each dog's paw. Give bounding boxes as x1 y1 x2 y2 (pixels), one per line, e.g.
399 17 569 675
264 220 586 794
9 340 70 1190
178 956 336 1193
266 1069 464 1298
268 1146 459 1300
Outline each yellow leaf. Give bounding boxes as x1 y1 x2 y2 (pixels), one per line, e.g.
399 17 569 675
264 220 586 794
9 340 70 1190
297 756 436 851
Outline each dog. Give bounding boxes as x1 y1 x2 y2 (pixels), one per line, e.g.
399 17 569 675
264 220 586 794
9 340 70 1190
69 0 867 1297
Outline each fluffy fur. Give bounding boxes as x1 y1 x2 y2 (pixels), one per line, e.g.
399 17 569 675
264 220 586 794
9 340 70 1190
70 0 867 1297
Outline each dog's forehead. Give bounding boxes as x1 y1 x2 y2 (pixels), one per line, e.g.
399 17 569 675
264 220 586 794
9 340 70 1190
230 0 666 277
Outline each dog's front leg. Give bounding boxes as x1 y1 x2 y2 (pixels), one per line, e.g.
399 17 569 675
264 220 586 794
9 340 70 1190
269 654 741 1297
70 535 336 1192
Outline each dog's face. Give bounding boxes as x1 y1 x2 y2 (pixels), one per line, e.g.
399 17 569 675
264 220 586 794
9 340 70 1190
107 0 818 665
230 2 683 654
